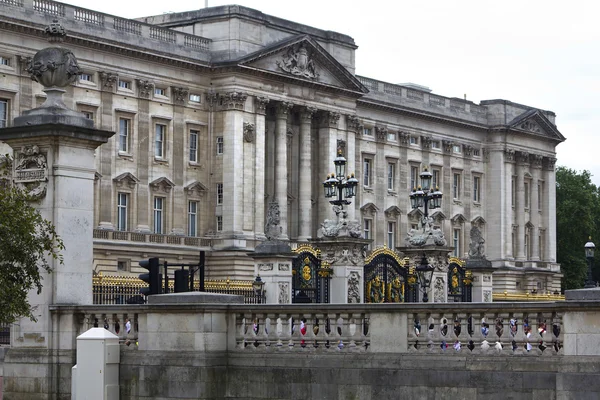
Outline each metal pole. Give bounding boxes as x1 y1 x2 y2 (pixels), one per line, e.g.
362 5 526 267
164 260 169 294
199 251 205 292
585 257 595 288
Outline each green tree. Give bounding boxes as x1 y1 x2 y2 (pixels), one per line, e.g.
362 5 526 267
0 157 64 324
556 167 600 290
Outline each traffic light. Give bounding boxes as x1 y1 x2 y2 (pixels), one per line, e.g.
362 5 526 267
139 257 161 296
174 268 190 293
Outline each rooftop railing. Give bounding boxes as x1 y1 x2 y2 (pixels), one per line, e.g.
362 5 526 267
0 0 211 55
93 229 212 248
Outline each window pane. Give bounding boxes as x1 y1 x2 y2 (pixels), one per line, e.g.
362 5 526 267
189 130 198 162
363 159 371 186
153 197 164 233
188 201 197 237
155 124 165 158
119 118 129 152
117 193 128 231
0 99 7 128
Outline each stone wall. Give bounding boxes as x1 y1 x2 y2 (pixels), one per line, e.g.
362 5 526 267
117 351 600 399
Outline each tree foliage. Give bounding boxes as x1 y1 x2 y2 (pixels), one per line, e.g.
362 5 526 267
556 166 600 290
0 157 64 324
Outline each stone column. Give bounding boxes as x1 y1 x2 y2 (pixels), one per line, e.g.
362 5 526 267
221 91 247 241
515 151 528 260
253 96 269 240
274 101 293 240
317 111 341 228
544 157 557 262
298 106 316 241
345 115 359 223
135 79 153 232
503 149 516 259
171 86 188 235
96 71 117 230
530 154 543 261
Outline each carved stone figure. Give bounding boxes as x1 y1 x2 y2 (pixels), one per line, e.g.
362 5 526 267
264 201 283 240
434 277 445 303
276 44 318 80
278 282 289 304
347 272 360 303
405 217 447 247
468 226 486 258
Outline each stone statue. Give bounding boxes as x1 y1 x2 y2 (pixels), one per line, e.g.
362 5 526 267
276 44 319 80
317 206 361 238
405 217 447 247
264 201 283 241
468 226 485 258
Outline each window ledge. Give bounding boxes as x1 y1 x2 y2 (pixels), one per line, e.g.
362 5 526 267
363 186 374 193
118 152 133 160
188 161 202 168
453 199 462 205
473 202 481 207
387 190 397 196
154 158 169 165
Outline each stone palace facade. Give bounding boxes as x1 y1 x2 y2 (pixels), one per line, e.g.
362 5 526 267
0 1 564 293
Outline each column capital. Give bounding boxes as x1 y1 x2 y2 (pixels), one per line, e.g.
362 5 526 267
255 96 270 114
399 131 410 146
171 86 189 105
421 135 433 149
442 139 454 153
516 150 530 166
222 91 248 110
529 153 544 169
320 111 340 128
542 156 556 171
346 114 360 132
375 126 387 141
17 55 31 75
504 148 516 162
275 101 294 118
99 71 118 91
300 106 318 121
136 79 154 99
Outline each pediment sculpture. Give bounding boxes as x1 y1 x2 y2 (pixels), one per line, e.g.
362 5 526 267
276 44 319 80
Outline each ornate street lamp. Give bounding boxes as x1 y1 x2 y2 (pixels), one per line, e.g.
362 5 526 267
252 274 265 303
584 238 596 289
415 253 434 303
322 149 357 208
409 166 442 222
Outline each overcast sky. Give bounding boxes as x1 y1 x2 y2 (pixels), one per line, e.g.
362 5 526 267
65 0 600 185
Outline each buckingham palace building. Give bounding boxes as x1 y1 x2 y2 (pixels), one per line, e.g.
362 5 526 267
0 1 564 294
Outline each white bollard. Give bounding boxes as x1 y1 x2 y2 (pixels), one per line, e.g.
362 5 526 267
73 328 120 400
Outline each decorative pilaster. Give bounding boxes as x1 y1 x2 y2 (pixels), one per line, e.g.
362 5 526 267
530 153 543 261
275 101 293 239
515 151 529 260
298 106 316 241
543 156 557 262
222 91 248 110
254 96 269 239
99 72 118 92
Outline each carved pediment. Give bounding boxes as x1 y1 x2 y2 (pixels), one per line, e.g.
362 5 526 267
360 202 379 216
113 172 139 189
431 211 447 224
235 35 367 94
471 216 486 227
384 205 402 219
508 109 565 143
150 177 175 193
185 181 208 197
451 213 467 225
407 208 424 221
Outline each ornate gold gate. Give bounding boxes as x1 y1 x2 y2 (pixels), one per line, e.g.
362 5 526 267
364 246 416 303
292 244 331 303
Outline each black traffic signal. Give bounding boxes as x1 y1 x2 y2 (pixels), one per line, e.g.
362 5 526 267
174 268 190 293
139 257 161 296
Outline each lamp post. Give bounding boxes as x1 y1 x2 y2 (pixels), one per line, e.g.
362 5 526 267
322 149 358 210
409 166 442 224
252 274 265 303
415 253 435 302
584 238 596 289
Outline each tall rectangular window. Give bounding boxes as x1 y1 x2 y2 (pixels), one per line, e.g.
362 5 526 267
216 216 223 232
155 124 166 158
453 173 461 199
216 136 224 155
387 222 396 248
363 219 372 240
188 201 198 237
539 232 544 260
432 168 440 190
538 182 543 211
525 230 530 259
153 197 164 234
118 118 130 153
363 158 372 187
473 176 481 202
117 193 128 231
387 162 395 191
189 130 198 162
511 177 516 207
524 181 530 209
0 99 8 128
216 183 223 205
410 166 418 190
453 229 460 257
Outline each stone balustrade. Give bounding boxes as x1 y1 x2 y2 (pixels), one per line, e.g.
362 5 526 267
93 228 212 248
0 0 211 60
49 300 599 357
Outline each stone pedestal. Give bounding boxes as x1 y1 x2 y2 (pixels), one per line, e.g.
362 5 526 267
252 241 295 304
466 257 494 302
397 246 453 303
312 237 371 304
